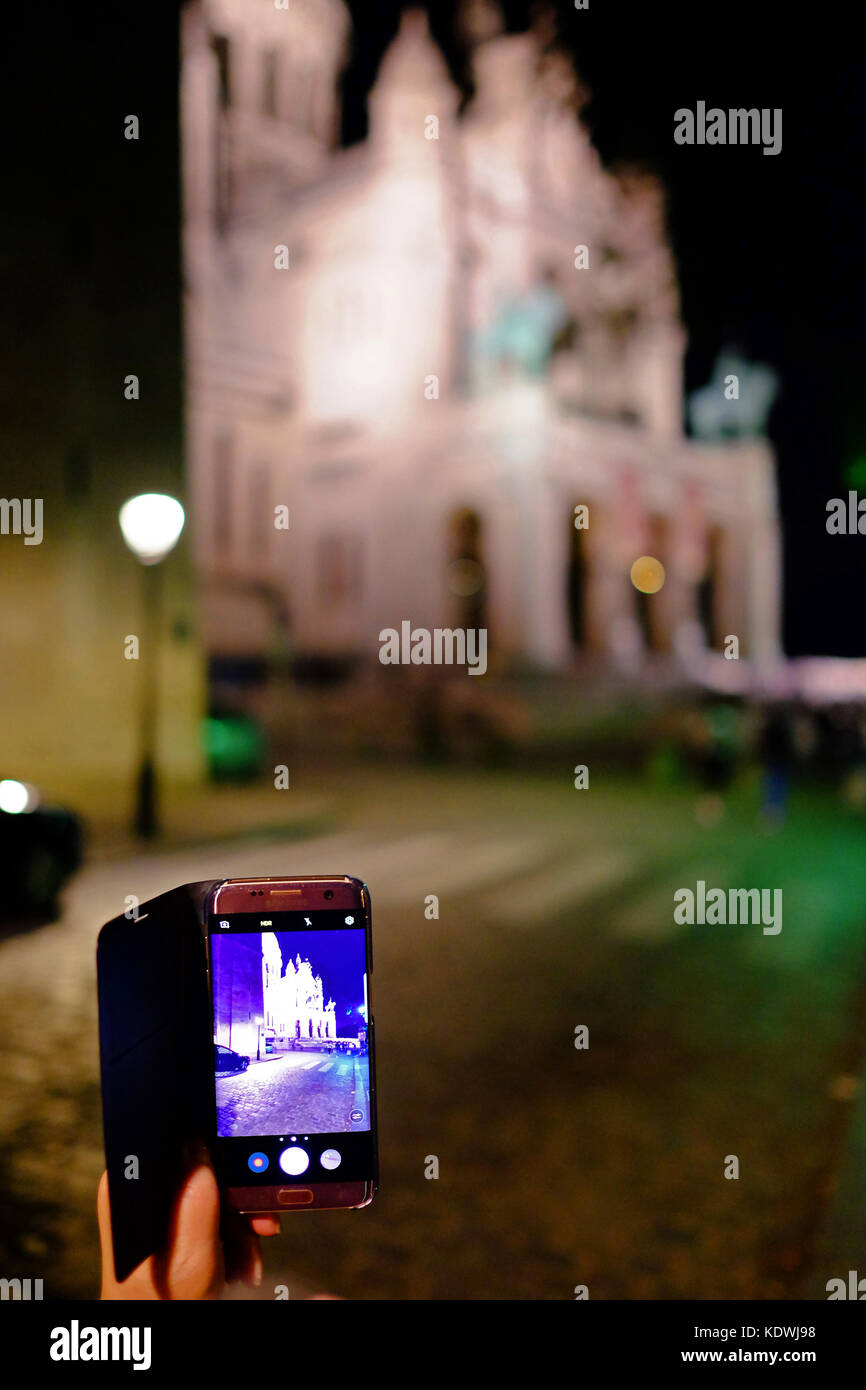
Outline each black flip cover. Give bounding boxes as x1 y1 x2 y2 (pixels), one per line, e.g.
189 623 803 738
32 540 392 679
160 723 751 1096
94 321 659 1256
97 881 220 1283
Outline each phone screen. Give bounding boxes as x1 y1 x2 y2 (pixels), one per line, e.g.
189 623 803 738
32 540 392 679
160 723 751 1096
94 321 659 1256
207 907 375 1190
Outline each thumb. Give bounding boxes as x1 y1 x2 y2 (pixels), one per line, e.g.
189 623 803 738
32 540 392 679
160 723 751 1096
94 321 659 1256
153 1153 224 1300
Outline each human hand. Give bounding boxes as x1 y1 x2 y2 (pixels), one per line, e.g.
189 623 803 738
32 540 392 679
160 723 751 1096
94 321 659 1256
97 1145 280 1300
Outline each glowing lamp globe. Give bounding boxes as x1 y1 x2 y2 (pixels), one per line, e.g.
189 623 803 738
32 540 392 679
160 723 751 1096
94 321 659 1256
119 493 185 565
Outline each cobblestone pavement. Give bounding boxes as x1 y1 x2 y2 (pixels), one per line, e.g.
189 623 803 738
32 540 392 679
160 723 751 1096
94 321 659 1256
216 1053 365 1136
1 768 866 1300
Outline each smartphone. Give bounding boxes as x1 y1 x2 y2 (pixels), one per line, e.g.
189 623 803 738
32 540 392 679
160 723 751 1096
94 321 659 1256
205 876 377 1213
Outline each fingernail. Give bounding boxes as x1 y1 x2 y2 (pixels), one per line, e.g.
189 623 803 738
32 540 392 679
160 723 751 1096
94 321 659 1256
200 1144 214 1167
186 1138 213 1169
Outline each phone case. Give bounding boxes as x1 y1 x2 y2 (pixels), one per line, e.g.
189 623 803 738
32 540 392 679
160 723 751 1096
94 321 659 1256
96 880 221 1283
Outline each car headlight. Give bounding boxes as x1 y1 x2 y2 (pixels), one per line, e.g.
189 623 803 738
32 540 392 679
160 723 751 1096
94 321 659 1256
0 779 40 814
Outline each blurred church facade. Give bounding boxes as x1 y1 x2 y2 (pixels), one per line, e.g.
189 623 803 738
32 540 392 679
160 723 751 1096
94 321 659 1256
181 0 781 690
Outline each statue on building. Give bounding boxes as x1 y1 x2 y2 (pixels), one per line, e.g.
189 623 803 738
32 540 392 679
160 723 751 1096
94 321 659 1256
476 273 572 381
688 348 779 439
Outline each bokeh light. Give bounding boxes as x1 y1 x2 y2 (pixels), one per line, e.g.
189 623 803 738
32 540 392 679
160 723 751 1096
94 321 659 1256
0 779 38 814
630 555 666 594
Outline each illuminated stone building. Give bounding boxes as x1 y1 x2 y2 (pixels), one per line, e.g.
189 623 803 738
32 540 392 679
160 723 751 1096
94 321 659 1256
181 0 781 694
262 932 337 1046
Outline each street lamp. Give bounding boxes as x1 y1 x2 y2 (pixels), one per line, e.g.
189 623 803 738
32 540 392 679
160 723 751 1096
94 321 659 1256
119 493 185 838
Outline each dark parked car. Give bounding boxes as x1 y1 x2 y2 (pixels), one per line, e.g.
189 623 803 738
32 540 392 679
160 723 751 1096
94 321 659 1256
214 1044 249 1076
0 779 83 920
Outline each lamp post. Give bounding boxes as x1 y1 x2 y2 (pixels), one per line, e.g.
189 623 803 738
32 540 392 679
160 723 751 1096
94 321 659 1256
119 493 185 838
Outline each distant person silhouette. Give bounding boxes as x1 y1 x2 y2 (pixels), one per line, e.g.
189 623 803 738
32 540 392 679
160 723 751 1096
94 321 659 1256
758 704 794 828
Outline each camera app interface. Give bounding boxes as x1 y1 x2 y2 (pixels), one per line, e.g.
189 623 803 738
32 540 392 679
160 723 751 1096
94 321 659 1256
210 916 370 1138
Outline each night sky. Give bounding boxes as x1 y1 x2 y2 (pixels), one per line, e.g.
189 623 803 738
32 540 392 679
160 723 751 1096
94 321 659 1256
212 929 367 1027
6 2 863 656
273 929 367 1023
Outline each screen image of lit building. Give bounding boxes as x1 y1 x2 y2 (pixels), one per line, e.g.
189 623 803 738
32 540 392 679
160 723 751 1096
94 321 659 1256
213 932 347 1061
262 932 337 1045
